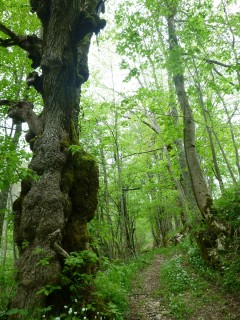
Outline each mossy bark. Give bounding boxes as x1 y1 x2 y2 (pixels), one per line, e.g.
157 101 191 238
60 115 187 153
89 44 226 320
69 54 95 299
8 1 105 319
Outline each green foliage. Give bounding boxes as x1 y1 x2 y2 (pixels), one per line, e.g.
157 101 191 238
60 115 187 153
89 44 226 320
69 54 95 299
37 285 61 296
0 264 16 317
52 252 153 319
6 308 28 317
37 256 51 266
187 245 214 278
94 253 153 319
64 250 98 269
158 251 196 319
68 145 83 155
221 248 240 293
158 240 239 319
161 254 195 293
0 136 33 189
214 185 240 229
1 0 240 318
62 250 98 292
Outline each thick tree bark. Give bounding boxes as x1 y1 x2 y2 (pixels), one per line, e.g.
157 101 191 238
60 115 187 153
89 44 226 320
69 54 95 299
1 1 105 319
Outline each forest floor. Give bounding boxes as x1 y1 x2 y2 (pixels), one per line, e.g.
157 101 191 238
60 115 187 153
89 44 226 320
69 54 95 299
125 254 171 320
125 248 240 320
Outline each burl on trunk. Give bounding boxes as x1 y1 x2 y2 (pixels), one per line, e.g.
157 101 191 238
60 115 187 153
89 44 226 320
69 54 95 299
2 0 106 319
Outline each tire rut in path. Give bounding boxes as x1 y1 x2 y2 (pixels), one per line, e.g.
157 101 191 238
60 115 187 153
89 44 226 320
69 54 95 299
126 254 172 320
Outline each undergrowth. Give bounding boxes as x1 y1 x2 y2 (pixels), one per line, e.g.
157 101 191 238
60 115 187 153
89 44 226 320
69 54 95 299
158 239 239 320
1 237 240 319
0 249 154 320
94 251 155 319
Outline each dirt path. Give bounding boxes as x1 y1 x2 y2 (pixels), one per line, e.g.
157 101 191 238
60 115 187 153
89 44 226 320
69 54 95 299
125 252 240 320
125 254 172 320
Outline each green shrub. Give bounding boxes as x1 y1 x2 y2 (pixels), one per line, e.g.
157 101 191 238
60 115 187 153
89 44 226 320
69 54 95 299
187 245 215 279
214 185 240 229
220 237 240 293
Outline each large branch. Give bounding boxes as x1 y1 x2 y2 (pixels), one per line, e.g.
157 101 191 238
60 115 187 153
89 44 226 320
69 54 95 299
0 38 15 47
0 99 16 106
0 22 16 38
0 22 42 68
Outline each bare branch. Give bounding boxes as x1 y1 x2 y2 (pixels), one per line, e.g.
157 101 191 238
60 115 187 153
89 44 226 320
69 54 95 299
205 59 232 68
121 148 163 159
183 52 235 70
212 66 235 86
53 242 70 258
142 120 160 134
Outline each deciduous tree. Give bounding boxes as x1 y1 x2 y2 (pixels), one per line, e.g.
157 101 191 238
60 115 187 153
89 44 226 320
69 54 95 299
0 0 106 318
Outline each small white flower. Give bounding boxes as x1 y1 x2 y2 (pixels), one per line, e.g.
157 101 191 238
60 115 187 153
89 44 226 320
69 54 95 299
64 305 68 309
75 298 78 303
68 307 72 314
42 316 45 318
74 312 77 315
82 308 86 311
55 318 61 320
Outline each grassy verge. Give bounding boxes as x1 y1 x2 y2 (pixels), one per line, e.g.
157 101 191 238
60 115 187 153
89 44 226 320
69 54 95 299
94 250 156 319
157 239 239 320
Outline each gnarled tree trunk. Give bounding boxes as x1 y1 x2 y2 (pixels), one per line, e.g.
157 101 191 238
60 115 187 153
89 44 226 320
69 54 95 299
1 1 106 319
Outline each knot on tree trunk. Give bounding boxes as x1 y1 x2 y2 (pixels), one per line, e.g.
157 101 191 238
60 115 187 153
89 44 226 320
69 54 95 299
30 0 51 24
75 12 106 41
8 100 43 148
18 35 43 68
27 71 43 94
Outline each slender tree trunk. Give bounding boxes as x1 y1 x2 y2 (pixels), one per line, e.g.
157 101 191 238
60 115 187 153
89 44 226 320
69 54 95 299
0 189 9 248
0 122 22 249
169 77 200 216
211 71 240 178
212 129 238 186
0 62 24 247
114 111 135 256
2 188 14 267
163 145 188 225
166 7 228 264
99 146 115 258
221 0 240 86
192 58 225 194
